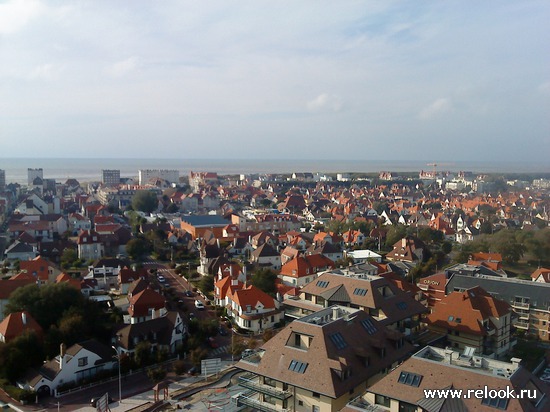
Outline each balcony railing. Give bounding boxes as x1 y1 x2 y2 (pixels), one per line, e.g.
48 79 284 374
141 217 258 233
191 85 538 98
239 374 293 400
514 321 529 329
512 301 530 309
235 390 291 412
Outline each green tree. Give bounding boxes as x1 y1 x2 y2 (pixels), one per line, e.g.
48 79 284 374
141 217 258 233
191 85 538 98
134 341 152 367
132 190 158 213
385 224 407 249
250 268 278 296
5 283 85 330
199 274 215 294
125 238 151 260
61 248 78 269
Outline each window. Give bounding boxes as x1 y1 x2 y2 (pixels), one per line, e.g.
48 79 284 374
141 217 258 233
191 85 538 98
455 318 462 323
316 280 329 288
375 394 391 407
399 401 417 412
396 302 407 310
298 400 303 406
353 288 368 296
312 392 320 398
448 315 454 322
361 318 377 335
288 360 308 374
398 371 422 387
330 332 348 349
481 397 509 409
78 357 88 367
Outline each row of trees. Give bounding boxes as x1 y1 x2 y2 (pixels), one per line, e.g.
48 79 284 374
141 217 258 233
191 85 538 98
0 283 121 382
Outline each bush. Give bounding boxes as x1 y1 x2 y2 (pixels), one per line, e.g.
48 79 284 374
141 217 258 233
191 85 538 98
174 360 186 375
147 367 167 383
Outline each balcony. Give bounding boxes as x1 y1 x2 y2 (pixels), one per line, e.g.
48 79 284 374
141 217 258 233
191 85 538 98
239 374 292 400
235 390 291 412
512 301 530 309
514 320 529 329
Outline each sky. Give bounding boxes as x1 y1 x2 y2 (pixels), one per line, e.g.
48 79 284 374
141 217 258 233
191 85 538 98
0 0 549 161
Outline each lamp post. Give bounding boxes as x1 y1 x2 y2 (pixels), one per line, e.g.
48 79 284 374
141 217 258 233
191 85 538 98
111 345 122 404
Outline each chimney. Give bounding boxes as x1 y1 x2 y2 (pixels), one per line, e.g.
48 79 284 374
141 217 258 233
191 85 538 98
402 238 406 248
151 308 156 319
510 357 522 370
444 348 454 364
59 343 66 369
332 307 340 321
21 312 27 325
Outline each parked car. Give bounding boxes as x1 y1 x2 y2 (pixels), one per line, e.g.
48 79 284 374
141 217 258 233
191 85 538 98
188 312 196 320
241 349 255 359
194 300 205 310
157 275 166 283
185 290 194 297
218 326 228 336
188 366 198 375
207 337 219 348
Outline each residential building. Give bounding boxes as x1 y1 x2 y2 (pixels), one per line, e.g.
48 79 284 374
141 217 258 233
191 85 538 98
235 305 413 412
215 281 283 333
385 236 426 264
101 169 120 186
27 168 43 186
250 243 282 270
446 274 550 342
0 169 5 190
126 287 166 324
531 267 550 284
138 169 179 186
425 286 513 357
115 311 186 356
76 230 104 261
0 311 43 343
279 254 336 288
284 269 428 336
180 215 229 239
20 340 116 396
355 345 549 411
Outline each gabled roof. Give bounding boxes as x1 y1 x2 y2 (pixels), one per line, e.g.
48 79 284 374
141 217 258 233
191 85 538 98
230 285 275 310
128 288 166 318
0 311 43 342
0 279 36 299
426 286 511 336
236 306 413 399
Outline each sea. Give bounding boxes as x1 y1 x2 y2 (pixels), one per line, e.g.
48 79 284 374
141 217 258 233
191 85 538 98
0 158 548 185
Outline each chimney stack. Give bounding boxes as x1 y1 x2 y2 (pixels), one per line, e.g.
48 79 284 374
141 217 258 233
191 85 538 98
59 343 66 369
332 306 340 321
21 312 27 325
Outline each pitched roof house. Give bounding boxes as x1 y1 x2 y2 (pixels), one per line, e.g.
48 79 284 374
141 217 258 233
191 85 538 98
357 345 549 412
425 286 513 357
127 287 167 324
0 311 43 343
285 270 428 336
279 254 335 288
235 305 413 412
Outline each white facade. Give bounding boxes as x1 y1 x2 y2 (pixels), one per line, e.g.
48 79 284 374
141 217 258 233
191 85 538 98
138 169 179 185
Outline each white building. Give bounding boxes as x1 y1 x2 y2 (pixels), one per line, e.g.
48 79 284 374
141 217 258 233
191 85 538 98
138 169 179 185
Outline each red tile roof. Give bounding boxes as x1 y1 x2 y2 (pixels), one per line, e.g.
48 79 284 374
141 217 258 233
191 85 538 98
0 311 43 342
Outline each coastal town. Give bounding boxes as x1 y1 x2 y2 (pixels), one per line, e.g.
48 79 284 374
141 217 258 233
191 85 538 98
0 166 549 411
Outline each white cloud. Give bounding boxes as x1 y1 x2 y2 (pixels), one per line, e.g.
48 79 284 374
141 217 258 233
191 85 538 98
419 98 452 119
106 57 139 77
306 93 342 113
0 0 43 34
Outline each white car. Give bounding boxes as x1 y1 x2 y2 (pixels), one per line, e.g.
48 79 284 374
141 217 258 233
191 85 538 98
157 275 166 283
194 300 205 310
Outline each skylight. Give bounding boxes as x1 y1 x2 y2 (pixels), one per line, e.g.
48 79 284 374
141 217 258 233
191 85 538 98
361 318 377 335
353 288 368 296
396 301 407 310
288 360 308 374
481 397 509 410
316 280 329 288
330 332 348 349
398 371 422 387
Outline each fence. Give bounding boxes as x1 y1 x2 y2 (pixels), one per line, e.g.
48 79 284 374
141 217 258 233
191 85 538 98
56 357 179 398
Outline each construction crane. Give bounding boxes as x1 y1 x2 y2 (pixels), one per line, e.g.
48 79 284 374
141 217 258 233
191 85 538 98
426 162 453 177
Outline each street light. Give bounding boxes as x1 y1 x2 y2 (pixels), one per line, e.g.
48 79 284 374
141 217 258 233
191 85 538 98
111 345 122 404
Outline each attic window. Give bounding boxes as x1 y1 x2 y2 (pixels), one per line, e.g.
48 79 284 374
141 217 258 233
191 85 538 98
481 397 509 410
316 280 329 288
396 302 407 310
455 318 462 323
398 371 422 387
361 318 377 335
353 288 368 296
288 360 308 374
448 316 454 322
329 332 348 349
